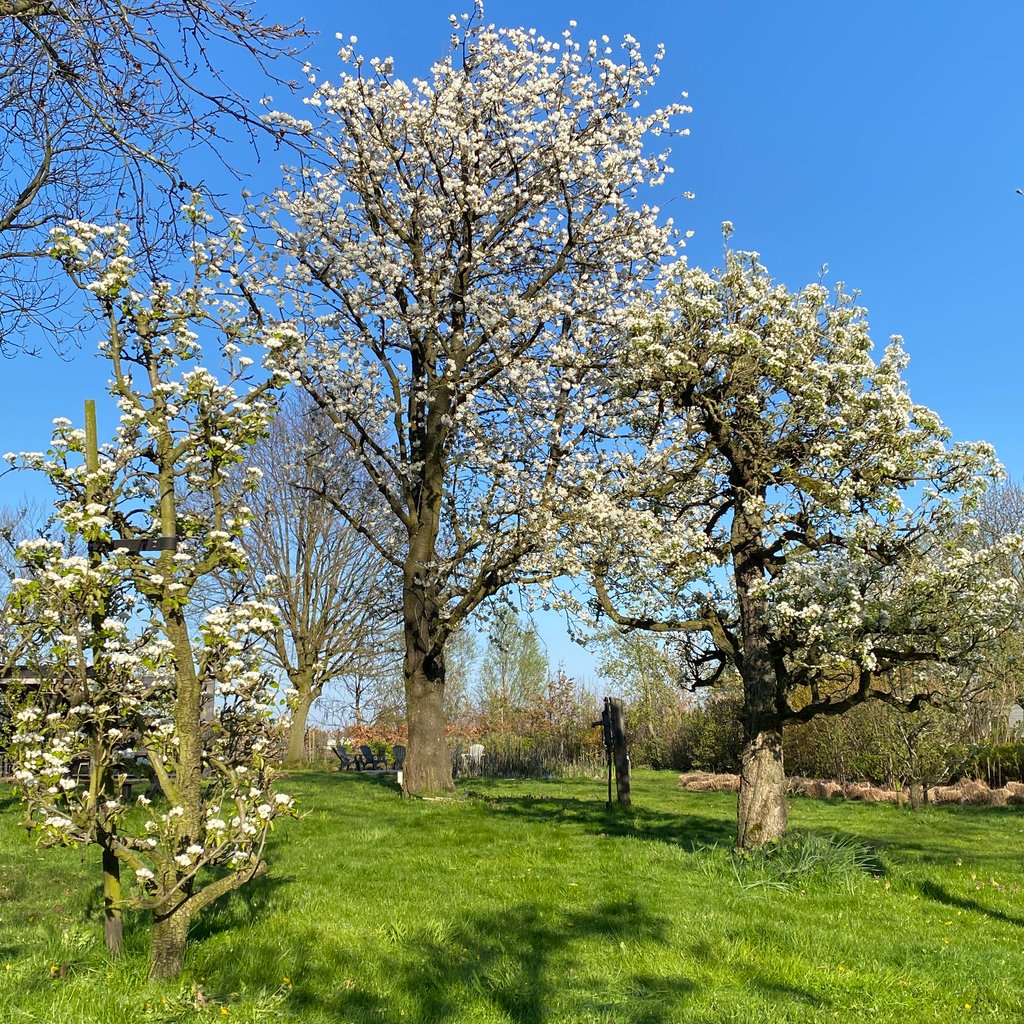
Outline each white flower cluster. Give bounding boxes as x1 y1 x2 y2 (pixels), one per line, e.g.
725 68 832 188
256 17 690 635
577 243 1020 704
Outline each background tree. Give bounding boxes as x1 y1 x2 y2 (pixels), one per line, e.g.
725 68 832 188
971 478 1024 734
242 394 400 763
5 215 298 978
442 624 480 734
0 501 48 665
477 606 548 734
0 0 306 352
262 14 689 793
595 629 687 767
589 240 1021 847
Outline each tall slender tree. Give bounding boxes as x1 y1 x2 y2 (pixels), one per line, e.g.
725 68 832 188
243 395 400 763
478 605 548 733
261 14 690 793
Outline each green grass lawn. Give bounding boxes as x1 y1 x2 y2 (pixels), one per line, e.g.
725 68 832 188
1 771 1022 1023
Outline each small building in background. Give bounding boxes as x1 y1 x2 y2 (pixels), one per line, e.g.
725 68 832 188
1010 703 1024 740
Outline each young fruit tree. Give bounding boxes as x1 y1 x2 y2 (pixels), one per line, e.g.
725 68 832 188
587 238 1022 848
260 15 690 793
4 216 298 978
477 604 548 734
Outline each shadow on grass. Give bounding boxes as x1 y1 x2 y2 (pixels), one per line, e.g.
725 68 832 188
459 789 736 851
282 898 704 1024
187 871 294 945
286 770 404 795
918 879 1024 929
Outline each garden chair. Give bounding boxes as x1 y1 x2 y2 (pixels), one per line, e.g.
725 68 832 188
358 744 388 771
464 743 485 777
391 744 406 772
332 744 358 771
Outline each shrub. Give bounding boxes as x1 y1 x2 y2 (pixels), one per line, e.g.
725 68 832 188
670 694 743 774
970 743 1024 786
469 733 605 780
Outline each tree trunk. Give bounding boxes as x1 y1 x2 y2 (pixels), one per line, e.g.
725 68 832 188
737 722 787 848
286 689 313 764
99 835 123 956
909 781 925 811
403 641 452 794
149 905 192 980
400 473 454 794
732 497 787 849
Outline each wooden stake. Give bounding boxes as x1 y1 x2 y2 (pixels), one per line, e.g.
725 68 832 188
85 399 124 955
608 697 631 808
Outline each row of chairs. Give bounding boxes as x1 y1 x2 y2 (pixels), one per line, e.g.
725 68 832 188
332 743 405 773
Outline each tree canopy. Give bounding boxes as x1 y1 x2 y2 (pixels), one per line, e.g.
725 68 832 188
260 14 690 793
0 0 305 351
588 240 1022 845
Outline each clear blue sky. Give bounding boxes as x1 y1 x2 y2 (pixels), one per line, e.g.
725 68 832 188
3 1 1023 682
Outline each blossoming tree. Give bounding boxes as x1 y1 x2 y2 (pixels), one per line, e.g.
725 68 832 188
5 216 297 978
262 13 690 793
588 239 1022 847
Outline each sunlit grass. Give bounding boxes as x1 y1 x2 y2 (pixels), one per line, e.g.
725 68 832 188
2 772 1022 1022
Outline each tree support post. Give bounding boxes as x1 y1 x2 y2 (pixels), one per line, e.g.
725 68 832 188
594 697 631 810
608 697 631 809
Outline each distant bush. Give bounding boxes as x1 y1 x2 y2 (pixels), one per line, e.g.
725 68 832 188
784 701 971 789
468 732 605 780
970 743 1024 786
626 702 688 770
670 694 743 774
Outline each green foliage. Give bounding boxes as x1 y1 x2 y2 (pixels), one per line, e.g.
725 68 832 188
477 606 549 733
785 700 972 786
595 629 686 769
970 742 1024 785
672 693 744 773
470 733 605 780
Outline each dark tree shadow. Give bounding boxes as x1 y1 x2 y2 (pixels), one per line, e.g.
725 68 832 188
918 879 1024 929
282 898 702 1024
460 789 736 851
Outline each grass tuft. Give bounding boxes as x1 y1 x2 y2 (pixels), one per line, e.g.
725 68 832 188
729 830 880 893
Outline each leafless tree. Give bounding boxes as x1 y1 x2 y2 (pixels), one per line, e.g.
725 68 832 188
971 478 1024 729
243 395 400 763
0 0 308 352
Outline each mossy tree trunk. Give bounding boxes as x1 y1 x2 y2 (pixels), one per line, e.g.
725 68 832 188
149 903 192 981
733 498 788 849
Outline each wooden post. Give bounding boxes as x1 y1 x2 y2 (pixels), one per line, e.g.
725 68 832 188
608 697 631 809
85 400 124 955
84 400 99 483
